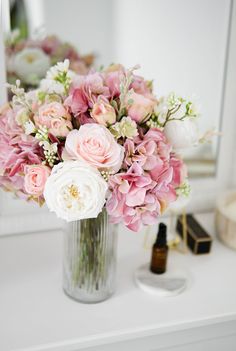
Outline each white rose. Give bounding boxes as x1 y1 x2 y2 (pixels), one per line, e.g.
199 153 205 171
164 119 199 150
13 48 50 85
44 161 108 221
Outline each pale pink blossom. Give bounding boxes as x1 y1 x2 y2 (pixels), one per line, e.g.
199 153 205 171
34 102 72 137
91 100 116 126
24 164 51 195
65 124 124 172
126 92 155 123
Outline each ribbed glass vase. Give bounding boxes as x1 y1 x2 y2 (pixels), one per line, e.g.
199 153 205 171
63 209 118 303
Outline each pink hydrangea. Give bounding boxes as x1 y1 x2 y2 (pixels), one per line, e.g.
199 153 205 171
107 128 185 231
106 161 176 232
124 128 171 172
0 105 42 197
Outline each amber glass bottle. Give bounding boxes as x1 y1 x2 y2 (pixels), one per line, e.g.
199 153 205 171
150 223 168 274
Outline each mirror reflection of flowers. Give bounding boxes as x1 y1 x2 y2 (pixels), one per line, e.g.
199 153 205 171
0 60 206 232
5 29 94 91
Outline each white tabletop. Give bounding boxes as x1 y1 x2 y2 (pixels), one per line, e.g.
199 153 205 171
0 212 236 351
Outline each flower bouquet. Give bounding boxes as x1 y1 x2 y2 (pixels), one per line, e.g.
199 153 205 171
5 30 94 91
0 60 200 302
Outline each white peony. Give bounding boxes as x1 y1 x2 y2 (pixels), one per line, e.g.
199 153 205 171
164 118 199 150
44 161 108 221
13 48 51 85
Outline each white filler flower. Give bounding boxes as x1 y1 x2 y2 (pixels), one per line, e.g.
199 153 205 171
44 161 108 221
13 47 50 85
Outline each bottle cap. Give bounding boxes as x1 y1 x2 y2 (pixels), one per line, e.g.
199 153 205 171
155 223 167 246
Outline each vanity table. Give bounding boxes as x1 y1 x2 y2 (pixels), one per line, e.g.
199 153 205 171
0 212 236 351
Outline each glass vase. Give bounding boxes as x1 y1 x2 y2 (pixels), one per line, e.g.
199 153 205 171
63 209 118 303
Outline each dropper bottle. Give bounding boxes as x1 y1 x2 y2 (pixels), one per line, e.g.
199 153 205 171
150 223 168 274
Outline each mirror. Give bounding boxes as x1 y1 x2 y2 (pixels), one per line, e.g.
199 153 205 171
2 0 232 179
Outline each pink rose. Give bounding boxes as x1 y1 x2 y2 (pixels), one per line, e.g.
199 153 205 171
24 164 51 196
126 92 155 123
91 100 116 126
65 124 124 172
34 102 72 137
49 118 72 137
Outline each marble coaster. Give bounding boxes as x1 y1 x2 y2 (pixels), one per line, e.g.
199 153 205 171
134 264 188 297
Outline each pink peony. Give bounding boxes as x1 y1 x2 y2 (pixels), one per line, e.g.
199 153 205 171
34 102 72 137
24 164 51 196
91 100 116 126
65 124 124 172
126 92 155 123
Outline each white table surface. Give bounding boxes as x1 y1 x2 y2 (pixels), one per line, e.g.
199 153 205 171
0 212 236 351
